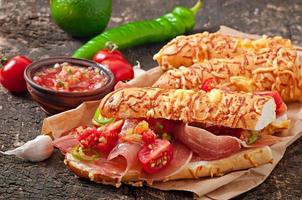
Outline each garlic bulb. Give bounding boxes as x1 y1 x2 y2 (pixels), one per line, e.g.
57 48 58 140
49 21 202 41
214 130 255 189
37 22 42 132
133 61 146 78
0 135 54 162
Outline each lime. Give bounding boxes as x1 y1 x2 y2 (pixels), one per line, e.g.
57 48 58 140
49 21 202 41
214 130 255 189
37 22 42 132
50 0 112 38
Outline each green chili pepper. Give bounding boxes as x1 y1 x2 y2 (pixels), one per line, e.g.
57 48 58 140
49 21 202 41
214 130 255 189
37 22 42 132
93 108 114 126
71 145 100 162
73 0 203 59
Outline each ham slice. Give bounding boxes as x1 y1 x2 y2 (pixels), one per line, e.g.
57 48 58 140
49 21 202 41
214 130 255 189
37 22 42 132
52 134 79 153
108 142 143 178
174 124 241 161
140 140 192 181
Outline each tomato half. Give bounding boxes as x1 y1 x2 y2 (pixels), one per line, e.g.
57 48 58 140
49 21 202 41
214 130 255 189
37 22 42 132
255 91 285 115
138 139 173 174
200 78 217 92
0 56 32 93
93 49 123 63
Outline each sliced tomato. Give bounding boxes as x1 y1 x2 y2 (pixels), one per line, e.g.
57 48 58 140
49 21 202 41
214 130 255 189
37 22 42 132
142 130 156 144
95 129 119 154
200 78 217 92
255 91 285 115
78 128 101 148
138 139 173 174
95 120 123 153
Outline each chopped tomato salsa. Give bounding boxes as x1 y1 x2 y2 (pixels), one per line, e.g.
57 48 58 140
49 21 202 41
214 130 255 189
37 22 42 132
33 62 108 92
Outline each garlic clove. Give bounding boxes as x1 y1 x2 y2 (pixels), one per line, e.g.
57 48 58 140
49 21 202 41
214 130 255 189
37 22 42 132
133 61 146 78
0 135 54 162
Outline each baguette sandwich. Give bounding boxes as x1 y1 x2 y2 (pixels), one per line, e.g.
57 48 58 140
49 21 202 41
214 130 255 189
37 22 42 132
153 48 302 102
153 32 295 70
53 87 289 187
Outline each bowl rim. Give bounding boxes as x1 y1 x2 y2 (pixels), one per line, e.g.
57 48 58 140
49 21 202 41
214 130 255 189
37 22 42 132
24 56 115 97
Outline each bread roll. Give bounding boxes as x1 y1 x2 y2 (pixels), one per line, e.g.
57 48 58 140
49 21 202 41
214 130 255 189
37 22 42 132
153 48 302 102
99 87 276 131
153 32 294 70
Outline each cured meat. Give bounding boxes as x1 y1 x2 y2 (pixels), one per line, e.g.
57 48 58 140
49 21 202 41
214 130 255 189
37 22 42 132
108 142 143 177
140 140 192 181
52 134 79 153
174 124 241 161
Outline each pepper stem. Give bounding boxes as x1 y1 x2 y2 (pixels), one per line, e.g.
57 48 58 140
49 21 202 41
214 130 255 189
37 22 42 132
105 41 118 52
190 0 204 16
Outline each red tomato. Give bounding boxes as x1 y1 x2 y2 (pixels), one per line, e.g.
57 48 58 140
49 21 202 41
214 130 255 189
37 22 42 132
0 56 32 93
95 120 123 153
93 49 123 63
255 91 285 115
138 139 173 174
95 129 119 154
142 130 156 144
100 58 134 83
78 128 101 148
200 78 217 92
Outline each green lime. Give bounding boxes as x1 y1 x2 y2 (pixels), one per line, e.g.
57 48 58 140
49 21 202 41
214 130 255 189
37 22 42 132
50 0 112 38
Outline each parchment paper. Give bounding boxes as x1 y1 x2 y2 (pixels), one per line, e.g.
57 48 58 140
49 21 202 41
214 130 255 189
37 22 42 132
42 26 302 200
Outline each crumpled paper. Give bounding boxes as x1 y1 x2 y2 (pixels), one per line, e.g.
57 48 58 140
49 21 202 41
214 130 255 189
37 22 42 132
42 26 302 200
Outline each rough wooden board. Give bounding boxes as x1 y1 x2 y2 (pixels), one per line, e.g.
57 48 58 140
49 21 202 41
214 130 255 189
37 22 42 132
0 0 301 199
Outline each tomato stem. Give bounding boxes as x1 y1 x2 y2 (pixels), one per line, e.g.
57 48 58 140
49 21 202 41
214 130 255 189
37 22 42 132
0 57 8 67
105 41 118 52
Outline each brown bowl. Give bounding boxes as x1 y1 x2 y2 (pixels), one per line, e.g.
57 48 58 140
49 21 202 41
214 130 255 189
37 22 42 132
24 57 115 115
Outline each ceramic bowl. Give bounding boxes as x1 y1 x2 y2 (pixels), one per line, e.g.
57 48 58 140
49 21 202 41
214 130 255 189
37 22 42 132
24 57 114 115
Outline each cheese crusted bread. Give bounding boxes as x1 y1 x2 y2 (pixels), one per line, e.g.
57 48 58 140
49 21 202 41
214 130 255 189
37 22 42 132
99 87 276 131
153 48 302 102
153 32 294 70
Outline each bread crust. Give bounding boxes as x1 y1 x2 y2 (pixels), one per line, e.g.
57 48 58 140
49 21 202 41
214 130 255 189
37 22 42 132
99 87 275 130
153 49 302 102
153 32 294 70
64 146 273 187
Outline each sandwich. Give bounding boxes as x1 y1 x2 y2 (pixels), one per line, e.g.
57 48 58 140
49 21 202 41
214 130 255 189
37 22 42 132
153 31 295 70
53 87 289 187
153 48 302 102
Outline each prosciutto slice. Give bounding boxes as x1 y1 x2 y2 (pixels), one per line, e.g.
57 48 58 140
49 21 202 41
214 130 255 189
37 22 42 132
52 134 79 153
107 142 143 178
174 124 241 161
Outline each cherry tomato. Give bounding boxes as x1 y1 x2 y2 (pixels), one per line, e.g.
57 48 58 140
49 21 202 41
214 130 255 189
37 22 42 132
0 56 32 93
93 49 123 63
255 91 285 115
204 125 242 138
200 78 217 92
142 130 156 144
100 58 134 83
138 139 173 174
